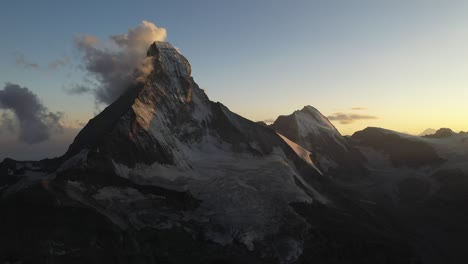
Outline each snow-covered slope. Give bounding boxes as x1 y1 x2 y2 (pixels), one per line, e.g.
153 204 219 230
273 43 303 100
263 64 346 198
277 133 322 175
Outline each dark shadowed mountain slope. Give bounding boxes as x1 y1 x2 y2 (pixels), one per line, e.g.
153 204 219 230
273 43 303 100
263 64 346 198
351 127 468 264
352 127 445 168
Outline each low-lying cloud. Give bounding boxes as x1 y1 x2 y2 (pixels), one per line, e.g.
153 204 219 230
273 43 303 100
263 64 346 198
328 112 378 125
74 20 167 105
351 107 367 110
0 83 64 144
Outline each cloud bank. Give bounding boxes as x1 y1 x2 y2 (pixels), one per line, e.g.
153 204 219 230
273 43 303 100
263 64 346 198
328 112 378 125
74 21 167 104
0 83 63 144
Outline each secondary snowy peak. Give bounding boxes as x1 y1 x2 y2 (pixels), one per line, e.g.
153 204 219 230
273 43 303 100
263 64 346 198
297 105 340 134
271 106 342 145
271 106 368 180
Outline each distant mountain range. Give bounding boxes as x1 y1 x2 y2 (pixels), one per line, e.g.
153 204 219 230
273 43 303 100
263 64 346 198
1 42 467 264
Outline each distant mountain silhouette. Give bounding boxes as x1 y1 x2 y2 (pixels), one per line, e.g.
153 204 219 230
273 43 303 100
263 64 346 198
419 128 437 136
424 128 456 138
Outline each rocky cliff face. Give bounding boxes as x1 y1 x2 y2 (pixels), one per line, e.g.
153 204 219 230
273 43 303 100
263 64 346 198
0 42 416 264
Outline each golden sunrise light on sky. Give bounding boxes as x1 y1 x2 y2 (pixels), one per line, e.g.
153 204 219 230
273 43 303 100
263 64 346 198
0 0 467 159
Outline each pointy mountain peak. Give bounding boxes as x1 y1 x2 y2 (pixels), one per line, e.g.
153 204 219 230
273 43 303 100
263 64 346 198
65 41 206 164
147 41 191 79
290 105 340 135
271 106 369 179
300 105 320 113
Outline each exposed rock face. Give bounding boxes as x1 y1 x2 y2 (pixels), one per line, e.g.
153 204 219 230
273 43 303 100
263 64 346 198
270 106 368 180
0 42 417 264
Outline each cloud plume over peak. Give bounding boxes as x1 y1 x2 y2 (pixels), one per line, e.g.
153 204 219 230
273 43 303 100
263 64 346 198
0 83 64 144
74 21 167 105
328 112 378 125
111 21 167 51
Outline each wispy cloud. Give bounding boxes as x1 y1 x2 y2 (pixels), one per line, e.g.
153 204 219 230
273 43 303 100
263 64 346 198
15 54 70 70
63 84 92 95
15 54 39 69
48 57 70 69
328 112 377 125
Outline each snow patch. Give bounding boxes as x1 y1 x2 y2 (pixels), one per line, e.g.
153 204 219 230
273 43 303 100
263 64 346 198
57 149 89 172
110 134 324 251
295 110 337 138
93 187 145 202
277 133 322 175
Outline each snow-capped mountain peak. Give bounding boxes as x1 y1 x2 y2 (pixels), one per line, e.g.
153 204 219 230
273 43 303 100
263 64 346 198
271 105 368 180
51 41 335 261
295 105 341 138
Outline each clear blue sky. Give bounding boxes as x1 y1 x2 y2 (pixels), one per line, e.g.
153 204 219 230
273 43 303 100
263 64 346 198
1 0 468 138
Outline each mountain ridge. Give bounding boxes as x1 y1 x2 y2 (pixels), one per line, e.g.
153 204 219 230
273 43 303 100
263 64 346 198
0 41 421 264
